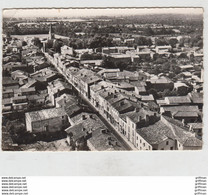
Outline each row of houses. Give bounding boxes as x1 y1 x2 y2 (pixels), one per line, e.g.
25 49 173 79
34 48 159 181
52 59 202 150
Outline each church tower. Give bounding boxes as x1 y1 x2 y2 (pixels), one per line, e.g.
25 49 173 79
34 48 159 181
49 24 54 40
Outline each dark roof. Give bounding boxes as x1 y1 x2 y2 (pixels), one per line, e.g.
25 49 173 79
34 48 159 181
183 137 202 147
190 92 203 104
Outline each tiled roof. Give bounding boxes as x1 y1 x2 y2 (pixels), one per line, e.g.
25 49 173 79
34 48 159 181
161 105 199 113
26 108 66 122
138 116 201 146
65 116 105 141
138 120 175 145
188 123 203 129
166 96 191 104
183 137 202 147
124 108 155 124
141 95 154 101
173 111 198 118
189 92 203 104
88 128 125 151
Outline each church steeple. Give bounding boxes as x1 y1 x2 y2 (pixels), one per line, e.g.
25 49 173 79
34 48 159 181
49 24 54 40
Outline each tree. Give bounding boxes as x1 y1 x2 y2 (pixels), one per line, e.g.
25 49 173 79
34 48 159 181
148 88 160 99
102 56 115 69
178 53 188 59
32 38 42 49
145 27 154 36
169 38 178 48
22 41 27 46
53 40 62 53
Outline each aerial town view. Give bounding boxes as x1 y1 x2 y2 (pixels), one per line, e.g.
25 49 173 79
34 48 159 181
2 8 203 151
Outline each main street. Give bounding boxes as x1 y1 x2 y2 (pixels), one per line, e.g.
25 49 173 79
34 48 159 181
46 54 137 150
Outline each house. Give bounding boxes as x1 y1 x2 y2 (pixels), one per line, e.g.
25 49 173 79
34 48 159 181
112 37 122 45
47 78 72 106
140 95 154 102
27 94 47 105
160 105 200 123
65 113 103 149
173 82 189 95
188 92 203 109
124 38 135 44
73 69 102 99
80 60 103 67
55 93 77 108
2 98 13 113
61 45 73 56
97 68 120 76
55 94 83 118
12 96 28 111
102 47 118 54
21 79 48 94
155 45 172 53
188 123 203 139
25 108 69 133
87 128 124 151
3 89 14 99
65 112 124 151
117 108 157 150
3 77 19 90
178 65 194 72
137 115 202 150
11 70 28 85
146 76 173 92
109 54 132 64
14 87 36 97
163 96 192 106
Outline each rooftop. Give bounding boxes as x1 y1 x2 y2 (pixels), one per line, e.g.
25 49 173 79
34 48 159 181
138 116 202 147
26 107 67 122
161 105 199 113
88 128 125 151
165 96 191 104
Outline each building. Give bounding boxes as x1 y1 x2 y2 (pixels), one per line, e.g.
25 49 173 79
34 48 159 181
61 45 73 56
155 45 172 53
146 76 173 92
47 78 72 106
25 108 69 133
160 105 200 123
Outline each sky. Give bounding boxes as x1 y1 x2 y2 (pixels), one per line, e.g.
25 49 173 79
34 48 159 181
3 8 203 18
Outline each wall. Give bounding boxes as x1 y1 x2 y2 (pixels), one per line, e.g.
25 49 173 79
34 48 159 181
156 138 176 150
30 115 68 133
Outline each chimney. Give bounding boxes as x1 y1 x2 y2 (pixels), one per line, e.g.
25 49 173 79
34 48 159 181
189 124 193 131
101 129 106 134
89 114 93 119
134 107 140 112
145 115 149 123
182 119 186 127
82 127 86 131
82 115 86 120
63 95 66 101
